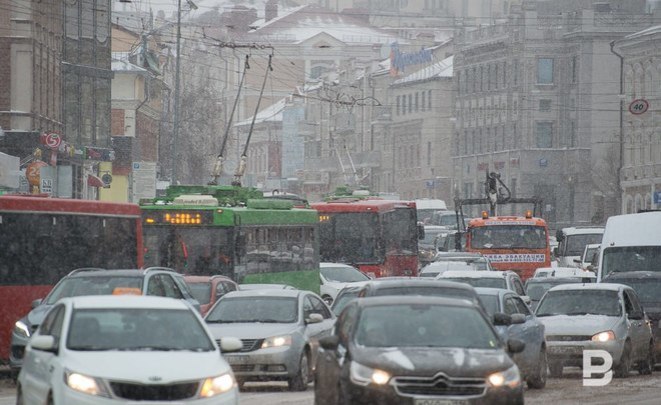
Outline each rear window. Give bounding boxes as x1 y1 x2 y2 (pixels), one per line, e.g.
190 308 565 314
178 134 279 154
46 276 143 304
372 286 476 303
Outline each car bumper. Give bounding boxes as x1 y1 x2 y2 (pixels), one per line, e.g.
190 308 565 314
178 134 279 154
59 386 239 405
9 332 29 370
224 346 300 381
342 381 523 405
547 340 625 367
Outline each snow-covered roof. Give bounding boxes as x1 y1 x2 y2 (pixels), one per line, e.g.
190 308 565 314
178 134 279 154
248 5 398 45
112 52 147 73
235 97 287 127
393 55 453 86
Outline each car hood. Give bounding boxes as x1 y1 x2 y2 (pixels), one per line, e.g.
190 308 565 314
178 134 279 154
539 315 619 335
351 346 513 378
64 351 230 382
26 304 54 327
206 322 299 339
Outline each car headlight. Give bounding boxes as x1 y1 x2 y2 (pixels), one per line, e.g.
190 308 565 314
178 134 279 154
65 371 110 397
591 330 616 342
487 365 521 388
350 361 391 386
14 321 31 339
200 373 236 397
261 335 292 349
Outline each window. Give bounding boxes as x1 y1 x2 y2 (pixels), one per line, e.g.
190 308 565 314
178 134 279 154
402 95 407 115
421 91 426 111
408 94 412 113
427 141 431 165
513 59 519 86
539 99 552 111
428 90 432 109
307 295 332 319
537 58 554 84
415 92 419 112
571 56 577 83
569 121 576 147
396 96 401 115
535 122 553 148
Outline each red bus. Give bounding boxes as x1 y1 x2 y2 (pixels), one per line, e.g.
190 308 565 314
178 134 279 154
0 195 143 362
311 199 420 278
465 211 551 280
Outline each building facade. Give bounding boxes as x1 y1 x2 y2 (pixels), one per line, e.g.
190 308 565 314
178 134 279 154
452 0 651 228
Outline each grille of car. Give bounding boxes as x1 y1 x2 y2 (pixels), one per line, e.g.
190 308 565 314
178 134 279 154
110 381 199 400
392 374 486 397
546 335 591 342
217 338 264 352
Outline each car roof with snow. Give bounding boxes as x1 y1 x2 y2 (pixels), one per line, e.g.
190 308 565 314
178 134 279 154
547 283 627 292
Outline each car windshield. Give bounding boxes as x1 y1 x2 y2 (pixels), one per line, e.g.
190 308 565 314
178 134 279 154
187 282 211 305
321 266 369 283
601 246 661 276
67 308 214 352
471 225 547 249
536 290 621 317
525 280 582 301
477 294 500 316
331 290 360 315
562 233 603 256
355 304 499 349
45 276 143 304
205 296 298 323
443 277 506 289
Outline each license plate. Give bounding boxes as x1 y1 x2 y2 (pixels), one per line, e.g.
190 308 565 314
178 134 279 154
225 356 243 364
414 399 466 405
550 346 581 355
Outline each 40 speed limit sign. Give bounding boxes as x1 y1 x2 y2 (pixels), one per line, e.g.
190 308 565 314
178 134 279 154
629 99 649 115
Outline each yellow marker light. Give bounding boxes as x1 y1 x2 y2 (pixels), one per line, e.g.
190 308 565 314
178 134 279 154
525 210 533 219
482 211 489 219
145 218 155 224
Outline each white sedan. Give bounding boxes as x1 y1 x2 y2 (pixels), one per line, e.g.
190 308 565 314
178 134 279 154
17 295 241 405
320 263 370 305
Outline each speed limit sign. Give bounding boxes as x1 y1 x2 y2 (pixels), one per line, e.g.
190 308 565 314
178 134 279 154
629 99 649 115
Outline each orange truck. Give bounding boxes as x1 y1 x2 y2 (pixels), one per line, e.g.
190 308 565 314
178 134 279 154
465 211 551 280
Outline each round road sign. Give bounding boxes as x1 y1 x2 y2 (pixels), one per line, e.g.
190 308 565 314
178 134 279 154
44 132 62 149
629 99 649 115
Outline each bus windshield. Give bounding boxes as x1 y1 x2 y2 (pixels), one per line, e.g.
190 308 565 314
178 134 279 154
470 225 547 249
601 246 661 277
143 227 234 277
319 212 383 264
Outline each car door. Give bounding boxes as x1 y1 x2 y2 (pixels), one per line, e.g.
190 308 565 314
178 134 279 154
316 303 357 405
503 294 537 375
303 295 335 361
624 289 647 359
22 304 66 405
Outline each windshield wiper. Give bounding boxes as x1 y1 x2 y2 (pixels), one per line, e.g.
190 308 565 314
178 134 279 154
69 346 113 351
535 313 558 317
119 346 176 351
206 319 286 324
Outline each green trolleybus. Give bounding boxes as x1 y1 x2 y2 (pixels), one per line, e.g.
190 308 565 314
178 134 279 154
140 185 320 293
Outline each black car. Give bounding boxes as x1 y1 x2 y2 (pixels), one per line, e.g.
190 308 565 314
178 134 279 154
524 277 589 311
357 278 483 307
602 271 661 363
315 296 525 405
331 285 364 316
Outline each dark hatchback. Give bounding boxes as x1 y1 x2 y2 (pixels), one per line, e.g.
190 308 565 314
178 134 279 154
602 271 661 363
314 296 525 405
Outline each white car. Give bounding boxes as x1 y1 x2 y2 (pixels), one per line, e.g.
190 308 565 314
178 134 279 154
438 270 531 305
17 295 241 405
419 261 476 278
320 263 370 305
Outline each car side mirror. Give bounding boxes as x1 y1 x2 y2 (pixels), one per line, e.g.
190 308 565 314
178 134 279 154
319 335 340 351
507 339 526 354
306 313 324 324
31 299 43 309
510 314 526 324
219 337 243 353
493 312 512 326
30 335 56 352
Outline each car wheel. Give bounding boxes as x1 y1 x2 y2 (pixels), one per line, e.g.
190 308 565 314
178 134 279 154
321 295 333 306
548 361 563 378
288 352 310 391
638 341 654 375
614 342 631 378
527 348 548 389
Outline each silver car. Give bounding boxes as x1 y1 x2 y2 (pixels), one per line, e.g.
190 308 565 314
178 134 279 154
475 287 547 389
536 283 655 378
205 289 335 391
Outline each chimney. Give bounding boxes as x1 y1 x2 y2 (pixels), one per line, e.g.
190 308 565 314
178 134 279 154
265 0 278 22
